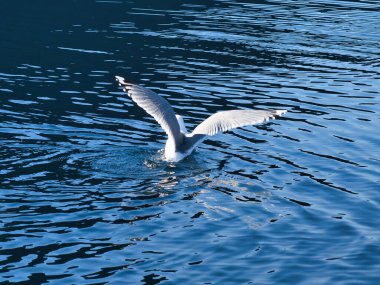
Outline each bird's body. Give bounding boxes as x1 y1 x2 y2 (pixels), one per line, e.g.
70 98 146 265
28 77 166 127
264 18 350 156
116 76 286 162
163 119 204 161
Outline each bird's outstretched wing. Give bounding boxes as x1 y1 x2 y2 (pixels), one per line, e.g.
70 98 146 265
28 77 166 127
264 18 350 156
191 109 286 139
116 76 183 145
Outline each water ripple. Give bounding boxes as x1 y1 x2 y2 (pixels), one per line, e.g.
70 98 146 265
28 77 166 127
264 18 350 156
1 0 380 284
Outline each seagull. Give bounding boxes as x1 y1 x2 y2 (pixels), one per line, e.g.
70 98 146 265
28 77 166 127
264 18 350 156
116 76 286 162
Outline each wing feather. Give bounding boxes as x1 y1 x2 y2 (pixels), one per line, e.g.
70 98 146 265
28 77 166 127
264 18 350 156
191 109 286 136
115 76 183 145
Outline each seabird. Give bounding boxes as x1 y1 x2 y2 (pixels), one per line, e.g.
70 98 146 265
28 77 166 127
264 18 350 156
116 76 286 162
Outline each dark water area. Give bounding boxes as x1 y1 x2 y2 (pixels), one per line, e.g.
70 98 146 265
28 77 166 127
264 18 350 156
1 0 380 284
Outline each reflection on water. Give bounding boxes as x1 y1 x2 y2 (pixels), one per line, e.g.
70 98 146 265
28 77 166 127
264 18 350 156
1 0 380 284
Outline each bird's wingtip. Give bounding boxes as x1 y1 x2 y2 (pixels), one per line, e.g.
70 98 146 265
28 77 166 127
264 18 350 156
116 76 131 89
276 110 287 116
115 76 133 96
115 75 125 83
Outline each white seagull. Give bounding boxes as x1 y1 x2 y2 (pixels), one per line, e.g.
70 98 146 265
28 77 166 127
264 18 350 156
116 76 286 162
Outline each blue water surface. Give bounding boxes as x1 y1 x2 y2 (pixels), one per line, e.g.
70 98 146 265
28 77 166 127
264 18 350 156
0 0 380 284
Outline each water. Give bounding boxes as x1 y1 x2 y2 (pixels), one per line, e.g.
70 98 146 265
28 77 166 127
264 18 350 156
1 0 380 284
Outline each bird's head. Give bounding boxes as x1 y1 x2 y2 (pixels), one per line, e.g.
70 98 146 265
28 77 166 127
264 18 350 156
175 114 188 134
